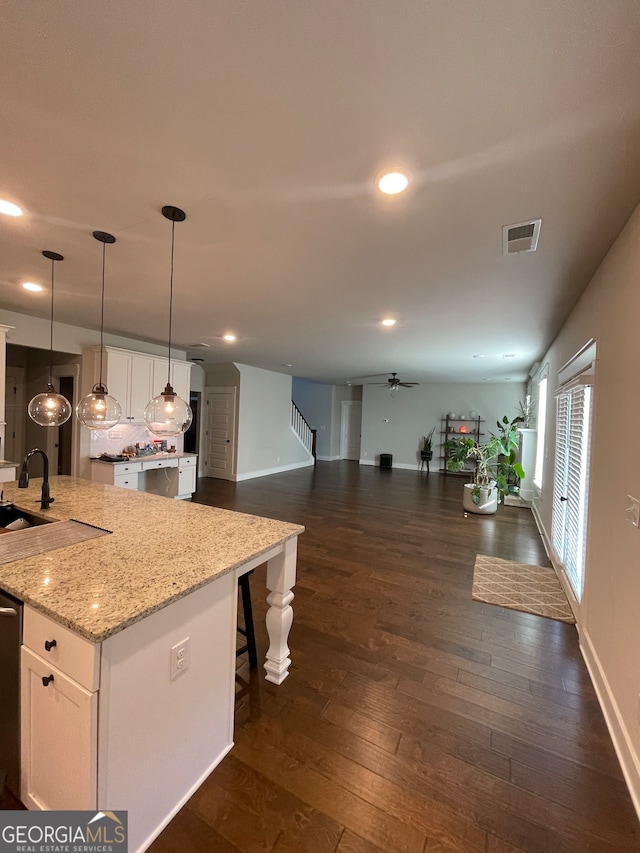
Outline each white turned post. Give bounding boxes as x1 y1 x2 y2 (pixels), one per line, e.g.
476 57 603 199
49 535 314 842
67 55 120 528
264 537 298 684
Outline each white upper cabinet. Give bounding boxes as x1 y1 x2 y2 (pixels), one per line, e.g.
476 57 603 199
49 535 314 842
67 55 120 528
152 357 192 403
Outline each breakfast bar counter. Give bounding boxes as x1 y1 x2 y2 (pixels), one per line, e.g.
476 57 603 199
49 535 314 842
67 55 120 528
0 475 303 645
0 476 304 853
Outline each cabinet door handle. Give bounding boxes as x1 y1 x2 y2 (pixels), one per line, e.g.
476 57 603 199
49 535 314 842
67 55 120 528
44 639 57 652
0 607 18 617
42 674 54 687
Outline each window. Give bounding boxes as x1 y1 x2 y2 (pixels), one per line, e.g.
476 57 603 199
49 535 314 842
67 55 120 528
534 376 547 488
551 383 592 602
550 340 596 605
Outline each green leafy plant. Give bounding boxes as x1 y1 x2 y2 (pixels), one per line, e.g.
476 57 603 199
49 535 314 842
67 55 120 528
421 426 436 453
445 414 525 505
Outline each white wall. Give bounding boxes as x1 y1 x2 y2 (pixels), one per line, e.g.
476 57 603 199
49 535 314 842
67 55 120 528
360 382 526 469
534 202 640 814
0 308 187 361
235 364 313 480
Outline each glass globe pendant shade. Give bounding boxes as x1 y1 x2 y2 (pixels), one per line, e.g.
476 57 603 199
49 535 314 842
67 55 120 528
144 384 192 437
28 383 73 427
76 384 122 430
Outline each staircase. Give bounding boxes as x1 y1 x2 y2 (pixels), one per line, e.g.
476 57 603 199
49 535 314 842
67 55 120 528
291 401 317 461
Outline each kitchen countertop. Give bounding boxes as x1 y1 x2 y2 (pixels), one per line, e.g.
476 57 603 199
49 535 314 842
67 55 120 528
0 459 18 469
0 476 303 643
90 451 197 464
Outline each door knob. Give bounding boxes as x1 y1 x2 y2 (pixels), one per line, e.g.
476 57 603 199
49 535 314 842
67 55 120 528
560 496 568 502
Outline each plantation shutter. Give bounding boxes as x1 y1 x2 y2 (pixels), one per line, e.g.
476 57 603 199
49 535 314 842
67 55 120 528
551 393 569 562
564 386 591 598
551 380 593 603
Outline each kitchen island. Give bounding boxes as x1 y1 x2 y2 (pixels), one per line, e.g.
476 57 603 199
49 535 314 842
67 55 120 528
0 476 303 852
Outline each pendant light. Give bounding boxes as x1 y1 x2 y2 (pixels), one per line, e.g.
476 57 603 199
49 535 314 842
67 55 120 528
143 206 193 437
76 231 122 429
27 251 73 427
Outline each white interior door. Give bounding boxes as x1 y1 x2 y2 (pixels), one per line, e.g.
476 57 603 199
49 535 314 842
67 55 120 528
341 401 362 460
204 388 237 480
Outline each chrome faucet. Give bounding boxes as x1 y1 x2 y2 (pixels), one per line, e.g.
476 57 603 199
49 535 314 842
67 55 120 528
18 449 54 510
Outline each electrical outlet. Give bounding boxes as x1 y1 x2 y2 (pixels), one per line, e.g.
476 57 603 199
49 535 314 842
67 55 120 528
626 495 640 528
170 637 190 680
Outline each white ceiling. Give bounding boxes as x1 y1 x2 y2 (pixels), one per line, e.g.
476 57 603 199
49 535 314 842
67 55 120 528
1 1 640 385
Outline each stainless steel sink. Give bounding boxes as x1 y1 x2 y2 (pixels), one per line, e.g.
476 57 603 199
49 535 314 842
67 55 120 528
0 507 53 530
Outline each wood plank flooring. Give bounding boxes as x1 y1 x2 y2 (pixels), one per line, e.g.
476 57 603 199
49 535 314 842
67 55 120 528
149 463 639 852
97 464 640 848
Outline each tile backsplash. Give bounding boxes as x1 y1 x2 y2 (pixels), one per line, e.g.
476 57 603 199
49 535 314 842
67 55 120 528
90 424 183 456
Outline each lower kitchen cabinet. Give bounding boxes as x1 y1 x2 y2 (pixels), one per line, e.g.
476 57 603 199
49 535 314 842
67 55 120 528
21 647 98 811
19 571 236 852
91 454 197 499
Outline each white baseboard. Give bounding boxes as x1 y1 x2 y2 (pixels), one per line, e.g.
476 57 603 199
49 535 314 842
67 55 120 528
532 502 640 821
235 459 314 481
580 628 640 822
358 458 436 471
316 455 341 461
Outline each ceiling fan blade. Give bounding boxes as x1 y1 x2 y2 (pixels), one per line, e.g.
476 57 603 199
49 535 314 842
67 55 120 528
367 381 391 385
398 382 420 387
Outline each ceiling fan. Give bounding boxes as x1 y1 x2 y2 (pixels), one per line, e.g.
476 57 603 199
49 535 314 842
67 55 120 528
368 372 420 389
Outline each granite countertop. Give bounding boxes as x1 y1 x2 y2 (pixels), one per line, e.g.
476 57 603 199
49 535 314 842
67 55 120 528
0 476 303 643
0 459 18 469
90 452 197 464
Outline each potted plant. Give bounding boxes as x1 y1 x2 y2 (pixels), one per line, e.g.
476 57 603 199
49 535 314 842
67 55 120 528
445 416 525 514
420 427 435 462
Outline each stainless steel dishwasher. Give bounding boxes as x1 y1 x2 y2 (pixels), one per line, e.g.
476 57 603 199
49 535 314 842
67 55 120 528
0 589 22 798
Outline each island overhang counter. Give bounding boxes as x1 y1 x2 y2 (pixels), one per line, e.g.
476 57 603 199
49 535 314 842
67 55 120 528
0 475 304 853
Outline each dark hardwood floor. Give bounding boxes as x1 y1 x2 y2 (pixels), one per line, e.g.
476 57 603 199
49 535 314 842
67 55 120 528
148 462 640 852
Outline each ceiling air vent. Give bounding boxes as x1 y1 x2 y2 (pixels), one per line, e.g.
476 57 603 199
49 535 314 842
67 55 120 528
502 219 541 255
188 342 211 348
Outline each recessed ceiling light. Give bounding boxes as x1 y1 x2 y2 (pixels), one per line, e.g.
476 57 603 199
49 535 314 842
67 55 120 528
381 318 396 327
222 333 237 343
22 282 43 292
0 200 23 217
376 171 410 195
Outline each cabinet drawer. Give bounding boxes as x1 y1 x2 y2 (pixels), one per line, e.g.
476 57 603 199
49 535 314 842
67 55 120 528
113 474 139 490
142 457 179 471
178 455 197 469
113 461 142 475
23 606 100 692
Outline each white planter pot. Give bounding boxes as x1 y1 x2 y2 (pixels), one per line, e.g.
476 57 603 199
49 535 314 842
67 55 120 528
463 482 498 515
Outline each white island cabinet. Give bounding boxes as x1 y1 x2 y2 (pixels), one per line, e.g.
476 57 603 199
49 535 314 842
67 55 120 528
1 476 303 853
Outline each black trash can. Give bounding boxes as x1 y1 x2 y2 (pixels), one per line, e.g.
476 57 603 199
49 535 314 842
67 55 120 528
380 453 393 469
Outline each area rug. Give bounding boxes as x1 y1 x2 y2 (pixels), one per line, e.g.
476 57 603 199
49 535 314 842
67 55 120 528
472 554 575 623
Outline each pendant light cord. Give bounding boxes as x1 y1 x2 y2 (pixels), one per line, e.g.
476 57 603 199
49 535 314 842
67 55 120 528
99 240 106 387
49 257 55 386
167 218 175 386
